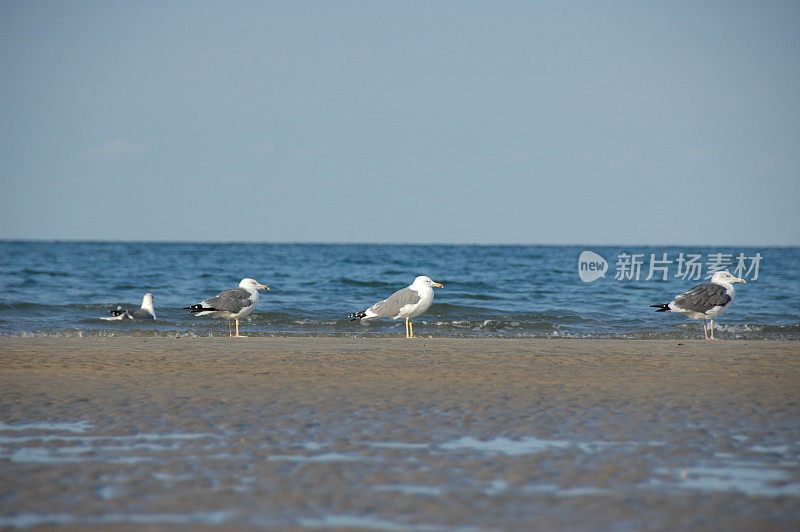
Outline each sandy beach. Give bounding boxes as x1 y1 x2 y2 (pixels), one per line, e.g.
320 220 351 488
1 337 798 530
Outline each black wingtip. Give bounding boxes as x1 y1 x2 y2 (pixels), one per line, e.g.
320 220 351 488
650 304 670 312
184 304 215 313
348 310 366 321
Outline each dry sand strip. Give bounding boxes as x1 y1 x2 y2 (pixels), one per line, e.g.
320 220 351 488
1 337 798 444
1 338 798 407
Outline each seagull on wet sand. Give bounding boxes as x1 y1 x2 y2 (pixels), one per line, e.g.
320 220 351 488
651 270 746 340
349 275 443 338
185 278 269 337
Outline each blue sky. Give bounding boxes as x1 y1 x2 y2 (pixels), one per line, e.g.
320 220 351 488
2 1 798 244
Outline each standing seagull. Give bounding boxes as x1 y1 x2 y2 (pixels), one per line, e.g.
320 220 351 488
651 270 746 340
185 278 269 337
103 293 157 320
349 276 443 338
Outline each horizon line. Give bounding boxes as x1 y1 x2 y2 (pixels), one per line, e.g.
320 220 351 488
0 238 796 248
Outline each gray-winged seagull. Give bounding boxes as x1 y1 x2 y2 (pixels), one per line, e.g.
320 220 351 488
185 278 269 337
349 275 443 338
651 270 746 340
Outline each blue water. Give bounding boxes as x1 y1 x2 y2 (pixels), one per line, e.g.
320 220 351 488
0 241 797 339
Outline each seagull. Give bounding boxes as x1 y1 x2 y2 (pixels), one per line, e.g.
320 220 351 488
184 278 269 337
651 270 746 340
103 293 156 320
349 275 443 338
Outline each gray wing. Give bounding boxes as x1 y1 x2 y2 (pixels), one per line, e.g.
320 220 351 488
203 287 252 313
673 282 731 313
129 308 155 320
368 287 421 318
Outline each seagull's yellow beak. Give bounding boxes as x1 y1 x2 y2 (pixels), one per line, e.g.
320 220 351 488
258 284 270 290
433 282 443 288
737 278 746 284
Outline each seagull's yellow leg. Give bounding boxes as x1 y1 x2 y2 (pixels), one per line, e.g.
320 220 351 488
709 319 716 340
234 319 247 338
404 317 410 338
228 319 232 337
409 319 414 338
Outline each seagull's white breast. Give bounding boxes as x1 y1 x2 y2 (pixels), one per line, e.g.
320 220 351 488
395 286 434 319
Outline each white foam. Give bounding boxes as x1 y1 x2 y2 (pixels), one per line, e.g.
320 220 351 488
522 483 610 497
298 514 453 531
0 511 231 528
0 428 220 464
361 441 431 450
440 436 570 455
0 420 93 433
656 465 800 497
8 447 151 464
373 484 446 496
151 472 196 482
266 452 363 463
484 479 509 495
749 444 794 455
438 436 663 456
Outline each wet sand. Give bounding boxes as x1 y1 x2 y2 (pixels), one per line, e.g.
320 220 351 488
1 337 799 531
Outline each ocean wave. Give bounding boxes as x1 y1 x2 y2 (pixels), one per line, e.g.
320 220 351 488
0 302 52 310
17 268 74 277
3 321 797 340
335 277 394 288
3 329 207 339
0 302 151 311
2 309 798 341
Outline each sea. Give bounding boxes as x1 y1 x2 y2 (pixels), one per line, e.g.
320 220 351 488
1 241 798 340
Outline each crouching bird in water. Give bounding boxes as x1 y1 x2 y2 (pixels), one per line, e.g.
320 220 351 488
104 293 156 320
